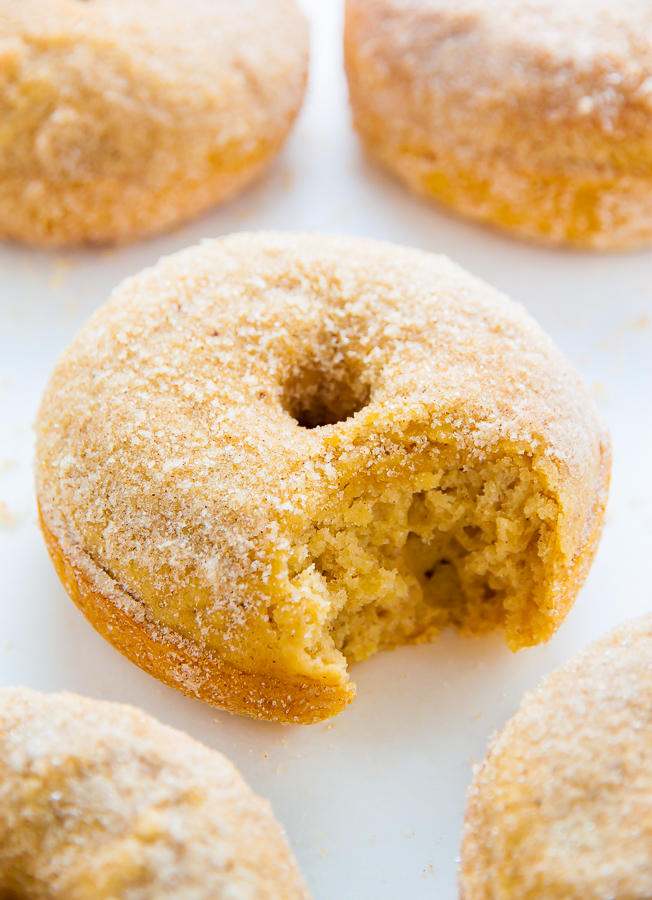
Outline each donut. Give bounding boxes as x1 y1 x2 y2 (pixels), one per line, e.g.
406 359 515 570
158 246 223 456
345 0 652 249
460 613 652 900
0 687 309 899
0 0 308 246
35 232 611 725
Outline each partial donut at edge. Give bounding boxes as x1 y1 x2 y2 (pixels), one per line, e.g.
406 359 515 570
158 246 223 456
0 0 308 246
460 613 652 900
0 687 310 898
345 0 652 249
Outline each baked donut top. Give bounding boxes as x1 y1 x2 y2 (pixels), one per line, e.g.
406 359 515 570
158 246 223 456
36 233 607 680
348 0 652 152
462 613 652 898
0 687 309 897
0 0 307 183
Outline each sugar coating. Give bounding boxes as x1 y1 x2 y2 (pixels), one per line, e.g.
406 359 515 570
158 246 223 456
35 232 609 723
0 687 310 899
345 0 652 248
460 613 652 899
0 0 308 246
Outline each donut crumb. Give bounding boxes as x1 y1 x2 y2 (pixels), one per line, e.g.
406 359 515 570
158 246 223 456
280 442 560 673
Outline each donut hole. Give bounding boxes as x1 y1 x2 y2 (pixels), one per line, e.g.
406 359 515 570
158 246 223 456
282 355 371 429
281 445 560 673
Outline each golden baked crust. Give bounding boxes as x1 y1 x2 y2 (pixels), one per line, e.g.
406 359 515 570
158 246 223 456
345 0 652 249
40 510 355 725
460 613 652 900
0 0 307 246
0 687 310 899
36 232 610 724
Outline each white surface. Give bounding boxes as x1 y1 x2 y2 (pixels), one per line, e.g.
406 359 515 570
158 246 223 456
0 2 651 897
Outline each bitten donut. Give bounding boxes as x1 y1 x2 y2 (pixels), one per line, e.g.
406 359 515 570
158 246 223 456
345 0 652 249
460 614 652 900
0 687 310 899
35 232 610 725
0 0 307 246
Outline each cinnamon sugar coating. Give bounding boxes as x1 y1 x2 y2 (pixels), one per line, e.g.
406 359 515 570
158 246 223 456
0 0 307 246
460 614 652 900
345 0 652 249
0 688 310 899
35 232 610 724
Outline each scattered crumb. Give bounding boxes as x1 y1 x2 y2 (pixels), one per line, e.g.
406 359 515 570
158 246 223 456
598 314 650 357
592 380 610 403
627 314 649 331
49 257 72 289
0 501 19 530
0 459 16 475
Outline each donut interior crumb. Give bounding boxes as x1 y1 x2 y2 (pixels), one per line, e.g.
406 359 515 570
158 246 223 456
275 423 559 677
267 344 562 679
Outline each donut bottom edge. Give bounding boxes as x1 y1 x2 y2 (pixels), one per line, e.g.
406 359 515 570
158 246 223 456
40 508 356 726
0 135 286 249
351 109 652 251
39 424 608 726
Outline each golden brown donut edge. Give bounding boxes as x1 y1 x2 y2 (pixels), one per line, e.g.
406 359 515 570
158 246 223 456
40 505 356 726
38 422 609 727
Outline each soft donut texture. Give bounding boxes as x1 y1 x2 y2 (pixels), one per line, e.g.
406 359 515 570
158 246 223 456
35 232 610 724
460 613 652 900
345 0 652 249
0 687 310 899
0 0 307 246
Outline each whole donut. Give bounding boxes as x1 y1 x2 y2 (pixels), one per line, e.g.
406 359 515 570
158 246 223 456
0 0 308 246
460 613 652 900
35 232 610 724
0 687 309 899
345 0 652 249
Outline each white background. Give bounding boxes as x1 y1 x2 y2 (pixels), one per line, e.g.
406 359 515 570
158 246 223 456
1 2 651 897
